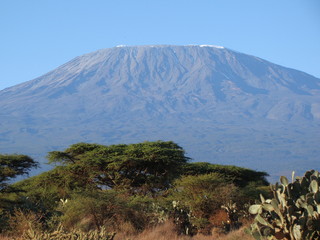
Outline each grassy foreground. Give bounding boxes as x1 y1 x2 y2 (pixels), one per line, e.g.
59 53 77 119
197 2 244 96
115 222 254 240
0 221 254 240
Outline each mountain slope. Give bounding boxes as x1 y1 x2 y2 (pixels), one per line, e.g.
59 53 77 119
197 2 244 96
0 45 319 180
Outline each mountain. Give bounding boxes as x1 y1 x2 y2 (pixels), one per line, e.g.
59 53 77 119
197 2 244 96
0 45 319 180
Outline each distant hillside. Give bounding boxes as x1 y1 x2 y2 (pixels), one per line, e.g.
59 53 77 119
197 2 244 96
0 45 319 180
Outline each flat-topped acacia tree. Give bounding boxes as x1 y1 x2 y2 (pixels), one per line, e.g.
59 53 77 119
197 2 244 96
0 154 37 211
47 141 190 195
0 154 37 193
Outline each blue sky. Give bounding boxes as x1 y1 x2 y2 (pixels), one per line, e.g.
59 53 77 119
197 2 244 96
1 0 319 90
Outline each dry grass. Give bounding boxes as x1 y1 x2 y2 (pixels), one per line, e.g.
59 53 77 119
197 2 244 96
215 227 255 240
0 236 11 240
0 220 255 240
115 221 254 240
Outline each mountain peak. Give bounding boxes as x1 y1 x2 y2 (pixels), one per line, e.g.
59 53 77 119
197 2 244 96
0 45 319 179
113 44 225 49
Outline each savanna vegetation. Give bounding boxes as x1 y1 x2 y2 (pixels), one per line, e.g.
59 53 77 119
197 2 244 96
0 141 318 240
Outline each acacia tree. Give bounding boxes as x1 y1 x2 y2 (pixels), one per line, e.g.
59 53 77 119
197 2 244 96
183 162 269 187
47 141 190 195
0 154 37 193
0 154 37 213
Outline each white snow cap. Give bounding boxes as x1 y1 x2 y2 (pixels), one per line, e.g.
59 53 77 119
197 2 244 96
114 44 225 49
199 45 224 49
187 44 224 49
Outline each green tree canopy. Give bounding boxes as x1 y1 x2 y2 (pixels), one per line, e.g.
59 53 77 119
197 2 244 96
0 154 37 193
13 166 83 212
47 141 190 195
183 162 269 187
0 154 37 213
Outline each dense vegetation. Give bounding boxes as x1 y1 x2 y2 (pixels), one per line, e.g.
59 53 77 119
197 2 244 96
0 141 273 239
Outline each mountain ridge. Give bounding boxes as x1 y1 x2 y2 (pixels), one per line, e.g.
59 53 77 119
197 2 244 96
0 45 319 180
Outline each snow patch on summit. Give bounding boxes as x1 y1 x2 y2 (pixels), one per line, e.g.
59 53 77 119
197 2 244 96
187 44 225 49
199 45 224 49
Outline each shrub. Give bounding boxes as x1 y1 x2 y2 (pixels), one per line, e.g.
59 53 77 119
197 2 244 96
169 173 237 234
57 190 127 231
6 209 44 236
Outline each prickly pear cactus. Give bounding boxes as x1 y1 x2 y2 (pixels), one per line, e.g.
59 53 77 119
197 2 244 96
248 170 320 240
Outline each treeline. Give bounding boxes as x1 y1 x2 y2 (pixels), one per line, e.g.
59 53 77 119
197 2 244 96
0 141 270 238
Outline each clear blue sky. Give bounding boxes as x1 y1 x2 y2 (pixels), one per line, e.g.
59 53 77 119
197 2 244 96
1 0 319 90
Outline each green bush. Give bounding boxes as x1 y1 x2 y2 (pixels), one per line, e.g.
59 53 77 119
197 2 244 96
57 190 127 231
169 173 237 234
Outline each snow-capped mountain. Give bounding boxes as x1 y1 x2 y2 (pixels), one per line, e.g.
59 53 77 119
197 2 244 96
0 45 319 179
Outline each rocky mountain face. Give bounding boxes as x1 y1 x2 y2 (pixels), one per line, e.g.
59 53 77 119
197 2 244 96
0 45 319 180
